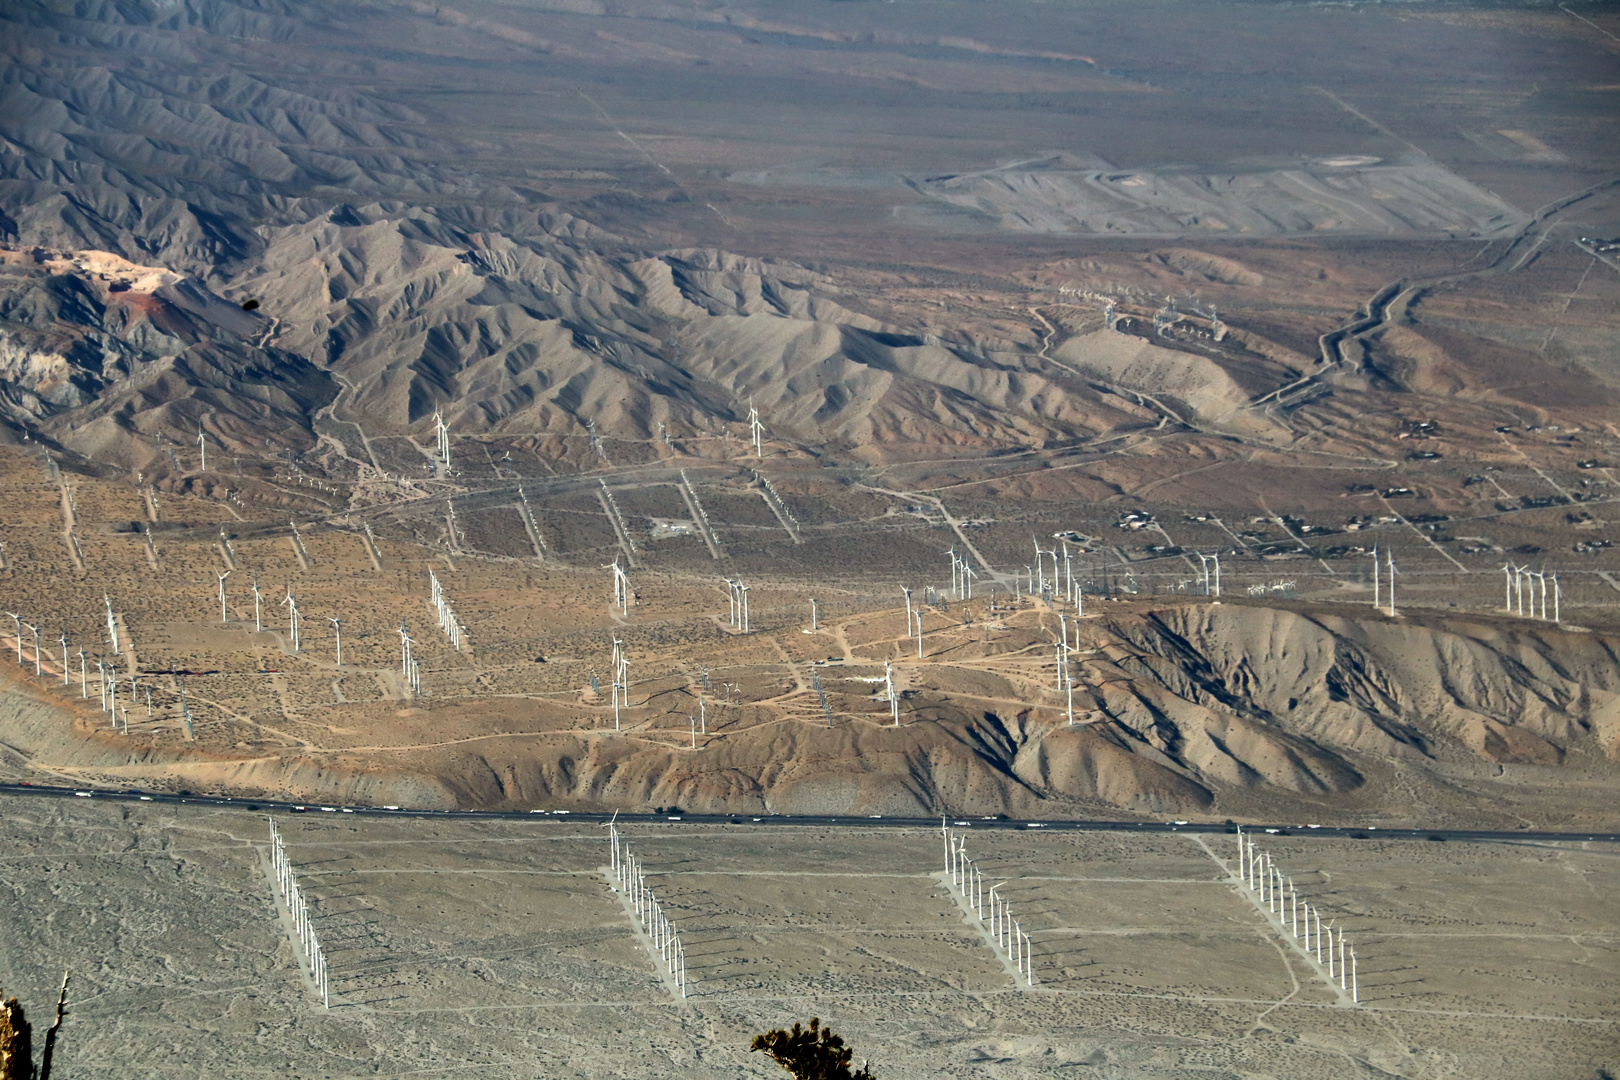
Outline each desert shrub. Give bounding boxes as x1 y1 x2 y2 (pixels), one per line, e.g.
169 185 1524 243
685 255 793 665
750 1017 873 1080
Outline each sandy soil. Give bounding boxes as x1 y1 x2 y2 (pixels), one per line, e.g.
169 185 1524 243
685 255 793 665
0 799 1613 1079
1 444 1619 829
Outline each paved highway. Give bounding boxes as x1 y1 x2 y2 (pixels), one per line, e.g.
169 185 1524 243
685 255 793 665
2 782 1615 844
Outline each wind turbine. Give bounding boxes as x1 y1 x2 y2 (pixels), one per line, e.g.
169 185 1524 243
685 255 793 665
616 651 630 730
329 617 342 666
434 408 451 469
105 595 119 652
252 574 263 632
903 587 914 639
58 630 68 686
218 570 232 623
25 622 39 676
1385 550 1397 617
606 559 630 616
283 587 301 652
5 612 19 664
1372 545 1381 609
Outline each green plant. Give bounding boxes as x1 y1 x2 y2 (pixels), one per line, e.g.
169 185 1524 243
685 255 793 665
750 1017 873 1080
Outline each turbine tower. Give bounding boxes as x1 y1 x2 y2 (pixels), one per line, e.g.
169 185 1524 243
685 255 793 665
434 408 451 469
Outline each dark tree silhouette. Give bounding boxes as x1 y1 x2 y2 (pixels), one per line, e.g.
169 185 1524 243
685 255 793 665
0 974 68 1080
750 1017 874 1080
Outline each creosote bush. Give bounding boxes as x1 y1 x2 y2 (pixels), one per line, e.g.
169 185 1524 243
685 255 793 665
750 1017 874 1080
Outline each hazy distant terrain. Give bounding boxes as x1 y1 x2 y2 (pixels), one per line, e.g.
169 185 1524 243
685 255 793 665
1 0 1619 824
4 0 1618 471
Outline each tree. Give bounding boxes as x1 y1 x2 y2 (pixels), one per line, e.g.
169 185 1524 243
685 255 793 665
0 974 68 1080
750 1017 873 1080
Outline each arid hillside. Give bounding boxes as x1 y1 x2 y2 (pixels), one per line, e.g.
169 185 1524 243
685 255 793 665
1 0 1618 827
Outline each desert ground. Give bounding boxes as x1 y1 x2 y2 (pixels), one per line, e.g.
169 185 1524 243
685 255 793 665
2 1 1620 1067
0 438 1619 828
0 797 1614 1079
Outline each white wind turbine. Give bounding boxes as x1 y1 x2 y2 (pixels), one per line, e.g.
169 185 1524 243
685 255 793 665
1385 550 1397 617
283 588 301 652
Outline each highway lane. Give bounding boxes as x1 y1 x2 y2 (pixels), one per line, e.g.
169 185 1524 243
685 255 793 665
1 782 1615 844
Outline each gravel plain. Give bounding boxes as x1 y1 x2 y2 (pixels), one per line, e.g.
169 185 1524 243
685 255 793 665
1 798 1615 1079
